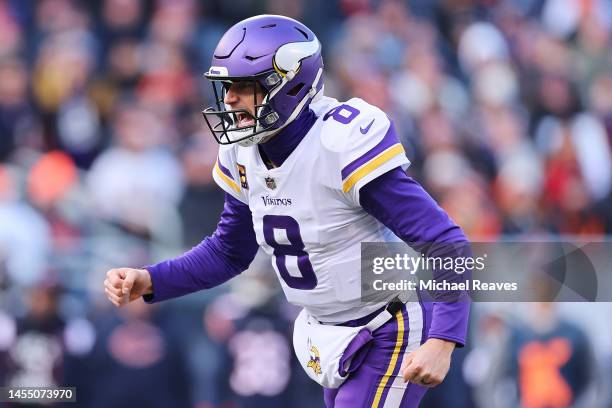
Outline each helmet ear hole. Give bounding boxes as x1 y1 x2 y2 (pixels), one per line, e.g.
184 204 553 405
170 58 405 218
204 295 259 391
287 82 304 96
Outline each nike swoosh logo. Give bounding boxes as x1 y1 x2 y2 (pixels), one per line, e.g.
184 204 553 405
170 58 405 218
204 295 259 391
360 119 375 134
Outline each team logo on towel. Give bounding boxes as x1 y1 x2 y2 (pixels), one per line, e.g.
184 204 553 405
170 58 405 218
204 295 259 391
307 338 322 376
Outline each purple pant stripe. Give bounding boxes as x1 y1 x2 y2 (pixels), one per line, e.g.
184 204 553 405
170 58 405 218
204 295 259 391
367 311 400 408
403 300 431 406
383 302 428 408
399 302 429 407
322 303 433 408
399 382 428 407
377 305 410 407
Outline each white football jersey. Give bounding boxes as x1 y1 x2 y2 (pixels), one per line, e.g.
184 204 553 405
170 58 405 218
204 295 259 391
212 96 410 323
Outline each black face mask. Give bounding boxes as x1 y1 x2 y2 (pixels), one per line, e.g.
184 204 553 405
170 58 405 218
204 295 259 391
202 71 282 145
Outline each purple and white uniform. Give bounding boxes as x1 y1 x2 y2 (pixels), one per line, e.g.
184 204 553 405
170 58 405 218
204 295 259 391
146 96 470 407
213 95 411 323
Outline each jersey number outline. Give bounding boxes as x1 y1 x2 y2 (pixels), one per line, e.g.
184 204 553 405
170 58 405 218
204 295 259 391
263 215 317 290
323 104 360 124
261 103 359 290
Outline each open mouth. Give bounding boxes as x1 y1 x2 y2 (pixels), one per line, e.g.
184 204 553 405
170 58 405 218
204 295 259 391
236 112 255 127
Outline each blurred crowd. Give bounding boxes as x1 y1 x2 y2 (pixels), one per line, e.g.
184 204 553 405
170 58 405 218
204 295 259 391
1 0 612 407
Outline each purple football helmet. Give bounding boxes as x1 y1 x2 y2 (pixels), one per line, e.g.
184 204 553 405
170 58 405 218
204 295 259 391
202 15 324 146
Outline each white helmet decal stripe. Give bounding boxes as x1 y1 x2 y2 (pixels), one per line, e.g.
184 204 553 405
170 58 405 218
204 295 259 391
274 38 320 73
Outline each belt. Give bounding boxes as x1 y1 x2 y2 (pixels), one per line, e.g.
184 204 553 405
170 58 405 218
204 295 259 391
335 293 408 330
364 295 406 332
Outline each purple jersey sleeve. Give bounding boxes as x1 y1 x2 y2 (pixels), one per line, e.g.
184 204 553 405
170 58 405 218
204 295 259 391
143 194 259 303
359 167 471 347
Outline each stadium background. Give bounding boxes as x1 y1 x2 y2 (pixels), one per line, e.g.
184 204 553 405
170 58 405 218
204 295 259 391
0 0 611 406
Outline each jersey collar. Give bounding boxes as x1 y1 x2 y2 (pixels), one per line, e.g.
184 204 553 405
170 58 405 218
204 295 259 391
258 107 317 168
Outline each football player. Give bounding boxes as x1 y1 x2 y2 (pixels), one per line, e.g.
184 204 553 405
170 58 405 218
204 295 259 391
104 15 470 407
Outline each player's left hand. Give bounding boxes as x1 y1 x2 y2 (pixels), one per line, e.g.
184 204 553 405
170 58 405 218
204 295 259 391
400 338 456 387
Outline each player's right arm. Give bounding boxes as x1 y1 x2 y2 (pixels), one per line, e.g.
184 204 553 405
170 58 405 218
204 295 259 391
104 193 259 307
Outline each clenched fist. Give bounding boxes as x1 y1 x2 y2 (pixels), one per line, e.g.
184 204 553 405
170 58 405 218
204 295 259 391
400 338 455 387
104 268 153 307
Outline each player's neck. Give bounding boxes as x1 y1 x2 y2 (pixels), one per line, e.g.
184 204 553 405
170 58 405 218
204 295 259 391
258 108 317 169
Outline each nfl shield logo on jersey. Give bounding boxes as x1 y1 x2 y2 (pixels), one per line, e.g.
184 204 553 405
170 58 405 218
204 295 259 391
265 176 277 190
